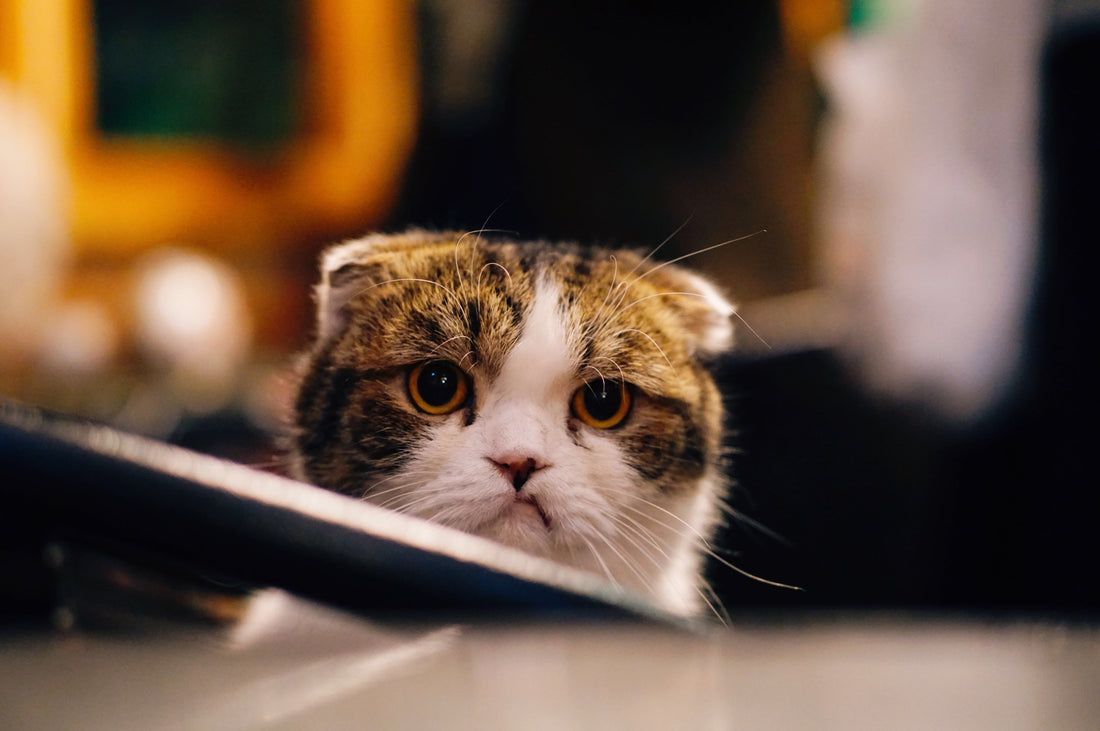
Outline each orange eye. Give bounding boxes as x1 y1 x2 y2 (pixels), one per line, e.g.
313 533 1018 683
407 361 470 415
571 380 632 429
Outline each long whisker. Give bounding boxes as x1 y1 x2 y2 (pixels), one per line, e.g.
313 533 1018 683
718 500 794 547
584 255 620 340
609 513 669 565
363 474 442 503
598 488 710 544
453 232 472 302
621 215 695 284
611 291 771 350
369 477 451 505
468 215 497 325
705 550 803 592
476 261 513 292
464 203 509 282
607 290 701 318
592 218 696 338
639 229 766 282
694 579 731 626
730 310 771 350
590 229 769 349
381 484 460 514
429 334 474 357
617 328 676 373
590 356 626 385
597 530 659 598
605 491 802 592
581 364 609 389
354 277 460 305
577 534 618 587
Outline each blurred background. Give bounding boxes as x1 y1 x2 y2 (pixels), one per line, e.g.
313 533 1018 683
1 0 1097 615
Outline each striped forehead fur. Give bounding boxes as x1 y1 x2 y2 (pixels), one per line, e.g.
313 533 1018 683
314 233 733 380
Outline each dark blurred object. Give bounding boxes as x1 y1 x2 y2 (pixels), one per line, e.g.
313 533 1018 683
93 0 305 147
937 2 1100 611
708 349 948 610
396 0 812 300
0 400 677 628
705 3 1100 614
43 540 252 632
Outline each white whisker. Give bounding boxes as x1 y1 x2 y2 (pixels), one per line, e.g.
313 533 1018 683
608 290 703 318
704 550 803 592
609 514 669 567
476 261 513 291
354 277 460 304
429 334 475 357
581 364 609 388
590 356 626 385
577 534 619 588
694 579 731 626
597 530 659 598
620 215 695 284
603 488 802 593
617 328 676 373
638 229 765 282
584 254 621 340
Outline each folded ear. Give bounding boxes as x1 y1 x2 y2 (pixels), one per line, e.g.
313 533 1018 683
313 230 459 343
313 235 388 343
668 269 736 359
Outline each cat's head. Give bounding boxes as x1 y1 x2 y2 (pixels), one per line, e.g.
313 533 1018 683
292 231 735 611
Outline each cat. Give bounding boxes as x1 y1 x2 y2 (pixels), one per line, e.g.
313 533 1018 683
289 230 736 616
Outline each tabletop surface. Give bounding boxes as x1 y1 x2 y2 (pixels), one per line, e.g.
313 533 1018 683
3 593 1099 730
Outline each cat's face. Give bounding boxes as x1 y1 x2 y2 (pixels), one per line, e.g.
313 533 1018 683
292 231 734 613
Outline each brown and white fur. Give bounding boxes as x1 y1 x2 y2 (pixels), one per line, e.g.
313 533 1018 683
290 230 735 615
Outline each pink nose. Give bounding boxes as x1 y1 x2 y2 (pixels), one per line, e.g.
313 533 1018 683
488 456 547 490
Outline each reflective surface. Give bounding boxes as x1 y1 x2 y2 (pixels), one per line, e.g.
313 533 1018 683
3 592 1099 730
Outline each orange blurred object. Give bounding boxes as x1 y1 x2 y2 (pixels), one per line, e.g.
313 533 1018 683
0 0 419 256
779 0 846 63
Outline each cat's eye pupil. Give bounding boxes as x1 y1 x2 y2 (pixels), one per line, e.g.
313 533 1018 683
408 360 469 415
572 380 631 429
417 363 459 406
583 383 622 421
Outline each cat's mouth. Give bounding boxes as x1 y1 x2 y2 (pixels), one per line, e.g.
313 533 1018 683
511 494 551 529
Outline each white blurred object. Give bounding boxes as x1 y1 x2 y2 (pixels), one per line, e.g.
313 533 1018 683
816 1 1047 421
38 300 120 375
133 248 253 412
0 81 70 366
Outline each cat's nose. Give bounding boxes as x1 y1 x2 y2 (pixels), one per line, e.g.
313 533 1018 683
488 455 547 491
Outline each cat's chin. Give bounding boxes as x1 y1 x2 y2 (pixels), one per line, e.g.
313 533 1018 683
507 495 550 528
472 496 554 554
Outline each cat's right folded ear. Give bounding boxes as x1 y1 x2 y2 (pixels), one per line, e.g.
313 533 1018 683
670 269 737 360
314 230 454 343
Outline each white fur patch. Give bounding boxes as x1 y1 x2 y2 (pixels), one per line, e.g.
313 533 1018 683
679 270 736 356
477 278 576 468
495 278 574 402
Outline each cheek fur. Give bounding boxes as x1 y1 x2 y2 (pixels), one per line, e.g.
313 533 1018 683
616 397 710 493
344 387 429 477
295 365 430 495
